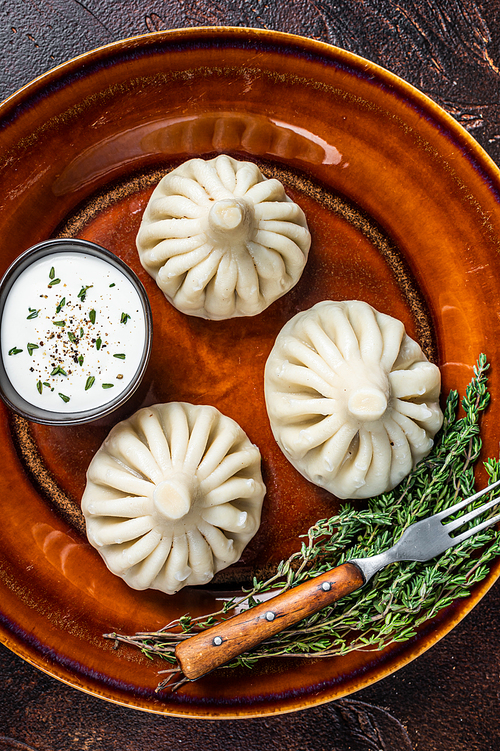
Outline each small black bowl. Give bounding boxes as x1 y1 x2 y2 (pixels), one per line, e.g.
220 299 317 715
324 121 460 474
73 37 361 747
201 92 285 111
0 238 152 425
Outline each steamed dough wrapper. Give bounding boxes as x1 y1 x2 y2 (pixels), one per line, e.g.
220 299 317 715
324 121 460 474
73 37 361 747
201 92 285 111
136 155 311 319
264 300 443 500
81 403 266 594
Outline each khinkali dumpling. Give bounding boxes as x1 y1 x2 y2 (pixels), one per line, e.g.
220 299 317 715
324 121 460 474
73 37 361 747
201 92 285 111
264 300 443 500
81 403 266 594
136 155 311 320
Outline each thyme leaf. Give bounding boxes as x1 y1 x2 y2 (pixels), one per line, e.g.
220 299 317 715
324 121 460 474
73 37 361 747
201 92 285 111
78 285 93 302
51 366 67 377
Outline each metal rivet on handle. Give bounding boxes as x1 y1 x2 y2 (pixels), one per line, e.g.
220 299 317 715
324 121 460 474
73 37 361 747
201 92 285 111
321 582 332 591
213 636 223 646
265 611 276 621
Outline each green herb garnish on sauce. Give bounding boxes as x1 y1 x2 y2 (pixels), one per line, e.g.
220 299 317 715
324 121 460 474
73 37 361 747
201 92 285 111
50 366 68 377
77 285 93 302
85 376 95 391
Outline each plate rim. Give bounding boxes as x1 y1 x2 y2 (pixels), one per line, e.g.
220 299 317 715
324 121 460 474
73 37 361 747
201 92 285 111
3 26 500 188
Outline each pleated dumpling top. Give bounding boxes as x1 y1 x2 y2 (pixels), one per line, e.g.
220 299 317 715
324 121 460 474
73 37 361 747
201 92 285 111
136 155 311 319
82 403 266 594
264 300 443 500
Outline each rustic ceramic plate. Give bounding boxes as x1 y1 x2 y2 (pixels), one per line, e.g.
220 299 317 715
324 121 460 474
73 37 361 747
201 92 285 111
1 27 500 719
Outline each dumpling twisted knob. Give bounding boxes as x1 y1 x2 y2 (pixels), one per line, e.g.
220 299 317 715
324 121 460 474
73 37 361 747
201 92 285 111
207 198 249 237
264 300 443 500
136 155 311 319
153 476 192 520
81 403 266 594
347 387 388 421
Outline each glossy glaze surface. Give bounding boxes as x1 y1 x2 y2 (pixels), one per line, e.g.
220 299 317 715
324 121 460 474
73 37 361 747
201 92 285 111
0 28 500 718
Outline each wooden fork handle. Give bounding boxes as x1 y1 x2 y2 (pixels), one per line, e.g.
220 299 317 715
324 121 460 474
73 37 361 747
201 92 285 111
175 562 364 680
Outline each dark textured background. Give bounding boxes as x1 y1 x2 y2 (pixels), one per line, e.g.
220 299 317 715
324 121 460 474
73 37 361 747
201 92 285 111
1 2 500 750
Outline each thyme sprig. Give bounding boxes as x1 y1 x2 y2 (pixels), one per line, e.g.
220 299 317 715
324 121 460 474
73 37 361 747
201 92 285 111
106 355 500 688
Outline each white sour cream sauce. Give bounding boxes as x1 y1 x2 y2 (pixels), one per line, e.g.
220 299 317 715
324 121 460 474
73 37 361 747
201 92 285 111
1 252 147 413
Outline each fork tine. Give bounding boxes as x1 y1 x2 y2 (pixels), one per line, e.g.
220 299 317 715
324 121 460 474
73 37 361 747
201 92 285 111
434 477 500 522
444 493 500 533
451 511 500 545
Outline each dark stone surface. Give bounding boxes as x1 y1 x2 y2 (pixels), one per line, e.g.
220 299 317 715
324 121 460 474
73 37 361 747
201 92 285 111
1 1 500 749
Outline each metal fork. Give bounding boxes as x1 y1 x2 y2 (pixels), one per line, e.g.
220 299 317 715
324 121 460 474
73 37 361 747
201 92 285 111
175 478 500 682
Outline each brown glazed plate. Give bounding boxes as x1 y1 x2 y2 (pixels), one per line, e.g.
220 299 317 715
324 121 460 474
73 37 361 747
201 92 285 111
1 27 500 719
